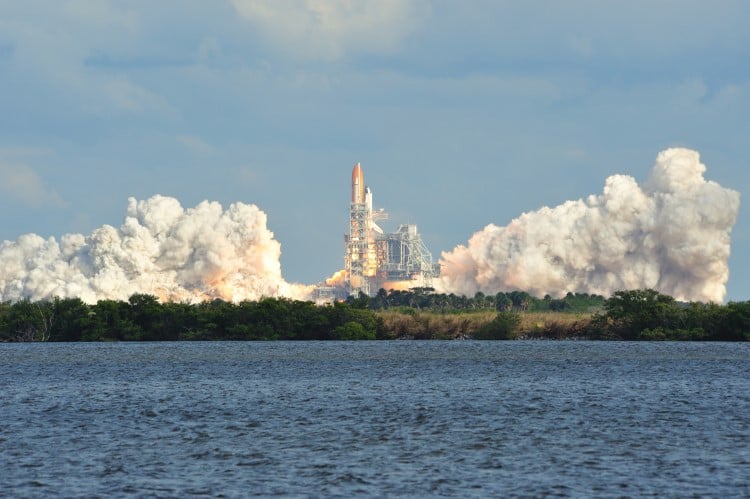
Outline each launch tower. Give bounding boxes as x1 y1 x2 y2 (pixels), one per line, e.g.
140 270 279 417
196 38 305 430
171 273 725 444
344 163 439 296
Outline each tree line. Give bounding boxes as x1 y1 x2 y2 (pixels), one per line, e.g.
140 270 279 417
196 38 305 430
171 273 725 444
359 287 605 313
0 294 382 342
0 288 748 342
589 289 750 341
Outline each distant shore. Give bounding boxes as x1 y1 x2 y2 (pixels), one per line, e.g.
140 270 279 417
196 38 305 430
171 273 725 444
1 288 748 342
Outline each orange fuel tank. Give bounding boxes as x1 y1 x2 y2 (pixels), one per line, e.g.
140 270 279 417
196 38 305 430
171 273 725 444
351 162 365 203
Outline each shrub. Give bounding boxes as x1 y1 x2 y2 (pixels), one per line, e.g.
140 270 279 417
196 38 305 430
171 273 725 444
332 321 376 340
473 313 521 340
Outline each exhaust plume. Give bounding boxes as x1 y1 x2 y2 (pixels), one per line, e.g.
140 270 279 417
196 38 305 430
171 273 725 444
438 148 740 303
0 195 309 303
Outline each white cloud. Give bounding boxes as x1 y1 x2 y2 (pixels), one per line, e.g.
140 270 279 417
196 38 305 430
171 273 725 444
0 2 176 121
101 76 173 114
230 0 428 61
0 163 66 208
177 135 215 155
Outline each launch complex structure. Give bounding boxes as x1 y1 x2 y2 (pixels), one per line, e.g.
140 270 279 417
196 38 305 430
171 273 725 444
342 163 440 297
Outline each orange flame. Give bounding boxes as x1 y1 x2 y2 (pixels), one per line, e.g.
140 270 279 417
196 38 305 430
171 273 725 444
325 269 347 287
381 280 414 292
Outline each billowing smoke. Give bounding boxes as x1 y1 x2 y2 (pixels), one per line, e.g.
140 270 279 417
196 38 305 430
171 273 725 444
0 195 310 303
438 148 740 303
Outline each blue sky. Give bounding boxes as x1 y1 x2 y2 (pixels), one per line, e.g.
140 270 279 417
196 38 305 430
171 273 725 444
0 1 748 299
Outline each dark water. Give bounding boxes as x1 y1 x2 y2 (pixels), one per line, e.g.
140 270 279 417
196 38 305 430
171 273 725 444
2 341 749 497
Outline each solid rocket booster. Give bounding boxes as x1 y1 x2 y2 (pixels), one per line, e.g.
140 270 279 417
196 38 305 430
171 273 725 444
365 186 373 212
352 162 364 203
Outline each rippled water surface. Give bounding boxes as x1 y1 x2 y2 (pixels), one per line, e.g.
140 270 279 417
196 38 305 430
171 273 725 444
2 341 750 497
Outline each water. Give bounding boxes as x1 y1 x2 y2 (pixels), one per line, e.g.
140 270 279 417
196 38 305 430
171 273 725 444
2 341 749 497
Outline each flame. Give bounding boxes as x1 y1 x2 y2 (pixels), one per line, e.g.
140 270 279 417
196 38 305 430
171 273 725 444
381 280 417 292
326 269 347 286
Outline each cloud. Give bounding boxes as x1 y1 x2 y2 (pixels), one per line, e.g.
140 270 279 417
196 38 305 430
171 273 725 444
0 163 66 208
230 0 428 61
438 148 740 303
100 76 174 114
0 195 311 303
0 3 176 122
177 135 215 155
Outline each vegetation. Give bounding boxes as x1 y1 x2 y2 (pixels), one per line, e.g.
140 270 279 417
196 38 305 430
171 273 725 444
365 287 605 313
0 295 383 342
589 289 750 341
0 288 748 342
473 313 521 340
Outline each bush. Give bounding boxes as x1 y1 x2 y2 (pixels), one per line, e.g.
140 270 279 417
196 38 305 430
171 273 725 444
639 327 668 341
473 313 521 340
332 321 376 340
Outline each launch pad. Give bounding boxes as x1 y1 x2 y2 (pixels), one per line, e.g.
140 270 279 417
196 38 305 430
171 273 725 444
344 163 440 296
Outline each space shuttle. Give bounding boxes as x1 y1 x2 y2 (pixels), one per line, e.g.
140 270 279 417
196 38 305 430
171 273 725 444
351 162 383 233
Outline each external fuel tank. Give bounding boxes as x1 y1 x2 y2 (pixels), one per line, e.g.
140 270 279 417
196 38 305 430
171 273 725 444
352 162 365 203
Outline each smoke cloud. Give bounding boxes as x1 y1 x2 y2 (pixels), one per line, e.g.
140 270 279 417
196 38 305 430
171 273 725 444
0 195 309 303
438 148 740 303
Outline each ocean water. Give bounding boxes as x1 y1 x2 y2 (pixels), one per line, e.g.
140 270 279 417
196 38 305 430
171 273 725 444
2 341 749 497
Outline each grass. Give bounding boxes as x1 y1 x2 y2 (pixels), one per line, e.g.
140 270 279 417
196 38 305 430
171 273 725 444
375 309 595 339
516 311 593 339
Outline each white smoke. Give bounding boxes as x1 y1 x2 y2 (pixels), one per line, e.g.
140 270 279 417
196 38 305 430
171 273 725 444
438 148 740 303
0 195 311 303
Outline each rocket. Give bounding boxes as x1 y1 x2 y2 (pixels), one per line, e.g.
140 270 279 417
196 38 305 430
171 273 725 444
352 162 364 204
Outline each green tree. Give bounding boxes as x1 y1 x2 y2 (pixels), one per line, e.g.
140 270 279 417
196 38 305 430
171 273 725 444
509 291 531 311
128 294 165 340
49 297 91 342
6 299 54 341
0 301 11 341
595 289 677 340
548 298 570 311
347 291 370 310
86 299 142 341
473 312 521 340
332 321 376 340
370 288 389 310
722 301 750 341
495 293 512 312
